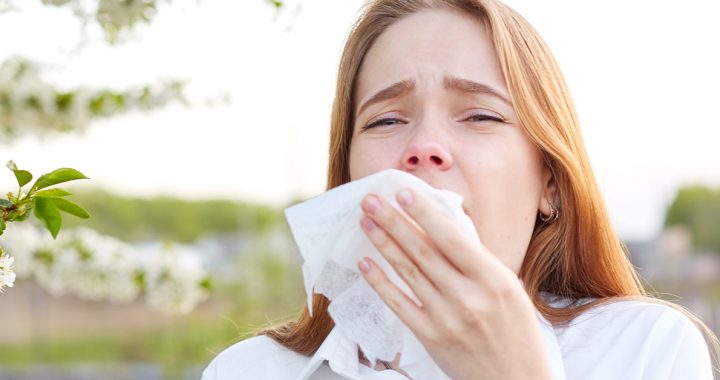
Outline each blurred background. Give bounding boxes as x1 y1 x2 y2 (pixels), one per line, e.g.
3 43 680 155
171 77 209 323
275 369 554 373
0 0 718 379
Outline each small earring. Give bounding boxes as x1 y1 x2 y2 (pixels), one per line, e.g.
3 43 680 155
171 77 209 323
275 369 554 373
540 203 559 224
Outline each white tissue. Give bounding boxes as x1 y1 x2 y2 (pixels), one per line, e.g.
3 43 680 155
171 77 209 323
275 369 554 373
284 169 565 380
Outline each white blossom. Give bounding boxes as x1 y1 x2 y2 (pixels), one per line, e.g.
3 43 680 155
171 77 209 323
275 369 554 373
0 248 16 292
143 245 210 315
0 223 210 313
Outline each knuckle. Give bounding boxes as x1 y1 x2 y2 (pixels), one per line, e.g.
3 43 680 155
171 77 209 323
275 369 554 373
413 241 435 262
397 261 420 283
386 292 405 312
443 234 466 253
490 274 516 298
374 229 392 248
422 328 442 345
381 210 399 231
387 258 404 269
411 201 430 220
458 302 484 326
369 277 388 294
440 319 464 340
441 280 465 295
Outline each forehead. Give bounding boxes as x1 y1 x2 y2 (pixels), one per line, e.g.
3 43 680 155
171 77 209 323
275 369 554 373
355 7 507 106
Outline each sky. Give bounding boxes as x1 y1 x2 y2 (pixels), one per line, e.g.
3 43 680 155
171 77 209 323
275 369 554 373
0 0 718 242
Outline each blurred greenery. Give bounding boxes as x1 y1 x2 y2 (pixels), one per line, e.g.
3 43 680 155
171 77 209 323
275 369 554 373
8 1 286 44
1 56 186 139
0 0 288 139
0 57 187 139
0 1 303 378
665 185 720 252
61 187 286 243
0 244 305 378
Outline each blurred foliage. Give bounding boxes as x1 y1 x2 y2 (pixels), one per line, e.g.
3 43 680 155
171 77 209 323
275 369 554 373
0 0 188 138
0 247 305 378
665 185 720 252
61 187 286 243
0 57 186 139
40 0 168 45
34 0 286 44
0 0 287 139
0 0 302 375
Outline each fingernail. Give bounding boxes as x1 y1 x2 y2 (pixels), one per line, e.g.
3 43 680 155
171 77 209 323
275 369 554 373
362 195 380 215
361 216 376 232
397 189 413 207
358 257 371 274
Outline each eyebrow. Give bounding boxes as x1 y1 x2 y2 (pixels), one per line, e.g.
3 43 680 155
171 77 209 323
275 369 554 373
355 79 415 119
355 75 512 118
444 76 512 106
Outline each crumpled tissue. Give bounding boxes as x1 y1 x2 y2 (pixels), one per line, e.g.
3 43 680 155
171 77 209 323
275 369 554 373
284 168 565 380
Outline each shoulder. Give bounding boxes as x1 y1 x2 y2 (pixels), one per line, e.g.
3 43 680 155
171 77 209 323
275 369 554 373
555 298 713 379
571 298 704 334
201 334 311 380
542 293 702 332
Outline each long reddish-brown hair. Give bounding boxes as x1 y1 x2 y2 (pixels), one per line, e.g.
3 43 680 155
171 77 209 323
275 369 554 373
255 0 719 367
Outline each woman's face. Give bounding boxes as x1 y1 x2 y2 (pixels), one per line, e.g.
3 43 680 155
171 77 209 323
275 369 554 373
348 8 554 274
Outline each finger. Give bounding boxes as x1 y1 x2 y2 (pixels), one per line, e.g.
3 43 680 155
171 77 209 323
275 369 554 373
360 213 444 310
395 188 490 279
358 255 432 336
361 193 460 294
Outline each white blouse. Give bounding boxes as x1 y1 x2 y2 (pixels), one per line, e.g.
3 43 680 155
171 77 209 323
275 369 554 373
202 296 714 380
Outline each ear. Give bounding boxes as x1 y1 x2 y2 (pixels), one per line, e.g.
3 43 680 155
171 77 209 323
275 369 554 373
538 164 558 217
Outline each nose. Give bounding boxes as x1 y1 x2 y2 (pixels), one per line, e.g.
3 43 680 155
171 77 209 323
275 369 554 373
400 129 453 172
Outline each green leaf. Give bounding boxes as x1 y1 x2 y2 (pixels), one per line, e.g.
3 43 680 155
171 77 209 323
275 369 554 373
34 197 62 239
52 198 90 219
134 271 146 290
33 249 55 267
0 218 5 236
266 0 283 9
199 276 212 291
55 92 75 112
13 170 32 187
32 168 89 191
34 188 73 198
0 199 13 208
6 160 32 187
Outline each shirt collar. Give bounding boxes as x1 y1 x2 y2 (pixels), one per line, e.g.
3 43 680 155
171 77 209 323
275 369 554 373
295 325 363 380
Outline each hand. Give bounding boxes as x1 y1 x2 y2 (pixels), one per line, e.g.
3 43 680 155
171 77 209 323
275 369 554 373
357 188 554 380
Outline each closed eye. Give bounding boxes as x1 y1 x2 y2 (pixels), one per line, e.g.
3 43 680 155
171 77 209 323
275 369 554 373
465 114 505 123
361 118 405 130
361 113 505 131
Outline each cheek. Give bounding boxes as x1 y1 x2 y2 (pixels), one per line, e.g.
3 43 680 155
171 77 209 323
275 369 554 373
463 134 543 198
461 134 544 267
349 138 399 180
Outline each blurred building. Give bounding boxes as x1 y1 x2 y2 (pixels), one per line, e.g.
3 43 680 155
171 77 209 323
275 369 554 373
626 226 720 336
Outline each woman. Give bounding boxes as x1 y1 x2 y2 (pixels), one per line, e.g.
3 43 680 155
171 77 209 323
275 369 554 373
203 0 719 379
